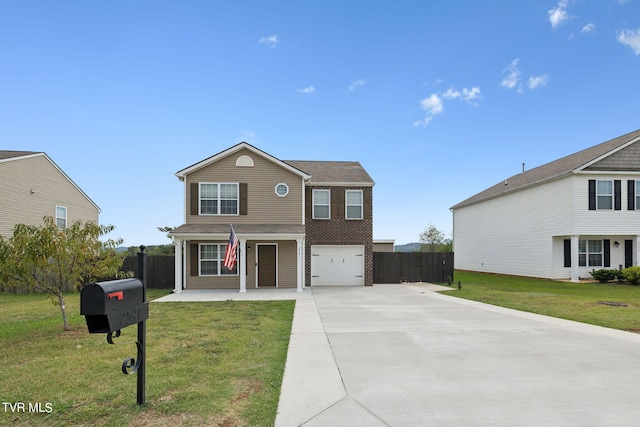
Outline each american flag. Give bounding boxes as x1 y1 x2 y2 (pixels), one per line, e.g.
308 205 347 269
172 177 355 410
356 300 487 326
223 226 239 271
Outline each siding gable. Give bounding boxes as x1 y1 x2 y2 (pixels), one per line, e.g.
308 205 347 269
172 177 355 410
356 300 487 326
585 140 640 172
185 148 303 224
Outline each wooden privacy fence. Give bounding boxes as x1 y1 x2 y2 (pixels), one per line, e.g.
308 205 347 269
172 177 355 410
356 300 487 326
121 256 175 289
373 252 454 284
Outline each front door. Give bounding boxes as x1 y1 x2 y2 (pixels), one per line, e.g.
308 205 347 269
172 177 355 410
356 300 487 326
625 240 633 268
258 245 277 287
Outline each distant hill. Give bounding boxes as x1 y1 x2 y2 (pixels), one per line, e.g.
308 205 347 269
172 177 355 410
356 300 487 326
394 242 421 252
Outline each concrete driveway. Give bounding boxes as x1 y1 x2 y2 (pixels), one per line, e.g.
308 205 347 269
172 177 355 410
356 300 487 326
276 284 640 426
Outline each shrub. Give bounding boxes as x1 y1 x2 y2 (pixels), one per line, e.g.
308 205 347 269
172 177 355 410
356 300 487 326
590 269 620 283
622 266 640 286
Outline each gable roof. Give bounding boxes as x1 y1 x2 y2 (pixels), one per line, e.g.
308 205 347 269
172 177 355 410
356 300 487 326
284 160 374 186
0 150 40 161
451 129 640 210
0 150 101 212
175 142 311 180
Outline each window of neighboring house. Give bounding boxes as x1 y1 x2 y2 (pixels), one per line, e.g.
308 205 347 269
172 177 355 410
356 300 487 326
55 206 67 228
578 239 603 267
345 190 363 219
313 189 330 219
200 183 238 215
596 180 613 210
200 243 237 276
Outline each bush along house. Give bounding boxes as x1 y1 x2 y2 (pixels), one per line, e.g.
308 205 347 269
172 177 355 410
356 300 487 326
169 142 374 292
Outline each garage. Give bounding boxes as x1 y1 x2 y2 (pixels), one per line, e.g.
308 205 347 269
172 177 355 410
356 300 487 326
310 245 364 286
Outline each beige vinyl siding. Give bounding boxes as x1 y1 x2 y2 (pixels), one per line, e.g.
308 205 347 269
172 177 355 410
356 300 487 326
186 241 239 290
185 239 298 290
275 240 297 288
186 148 303 225
0 155 99 237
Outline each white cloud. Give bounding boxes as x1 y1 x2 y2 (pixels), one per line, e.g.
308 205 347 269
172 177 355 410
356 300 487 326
259 35 279 47
548 0 570 29
414 85 481 127
297 86 315 94
420 94 444 116
348 79 366 91
500 59 521 89
501 59 549 93
413 117 433 127
442 86 481 103
462 87 481 102
617 28 640 55
581 23 596 34
527 74 549 89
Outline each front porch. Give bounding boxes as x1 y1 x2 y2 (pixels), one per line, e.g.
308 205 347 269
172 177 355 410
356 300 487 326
555 234 638 281
169 224 306 293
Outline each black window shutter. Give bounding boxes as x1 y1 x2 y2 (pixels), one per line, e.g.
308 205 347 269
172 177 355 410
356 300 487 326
614 180 621 210
604 239 611 267
629 180 635 210
239 183 247 215
331 189 344 219
190 183 199 215
363 188 372 219
588 180 596 210
563 239 571 268
190 244 198 276
305 187 312 219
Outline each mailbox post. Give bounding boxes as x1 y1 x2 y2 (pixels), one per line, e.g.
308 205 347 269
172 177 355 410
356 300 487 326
80 245 148 405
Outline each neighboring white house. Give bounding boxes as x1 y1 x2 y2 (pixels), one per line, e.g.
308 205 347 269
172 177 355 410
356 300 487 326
451 129 640 282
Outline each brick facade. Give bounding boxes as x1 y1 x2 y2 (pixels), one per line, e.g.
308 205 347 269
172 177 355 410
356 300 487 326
304 186 373 286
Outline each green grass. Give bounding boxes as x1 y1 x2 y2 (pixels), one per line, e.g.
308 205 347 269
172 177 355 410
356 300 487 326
0 289 295 426
445 271 640 331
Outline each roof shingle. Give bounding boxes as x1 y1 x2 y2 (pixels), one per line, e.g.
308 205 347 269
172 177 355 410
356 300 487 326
451 129 640 210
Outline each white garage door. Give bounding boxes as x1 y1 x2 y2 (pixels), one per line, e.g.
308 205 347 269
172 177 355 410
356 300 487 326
311 245 364 286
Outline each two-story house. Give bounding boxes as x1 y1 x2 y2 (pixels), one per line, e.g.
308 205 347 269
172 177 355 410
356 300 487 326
0 151 99 236
451 129 640 282
169 142 374 292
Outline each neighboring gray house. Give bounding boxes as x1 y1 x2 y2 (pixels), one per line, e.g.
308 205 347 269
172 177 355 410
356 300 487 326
169 142 374 292
452 129 640 281
0 151 100 236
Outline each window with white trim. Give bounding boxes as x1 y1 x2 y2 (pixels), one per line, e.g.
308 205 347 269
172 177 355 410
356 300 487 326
55 206 67 229
313 189 330 219
596 180 613 210
345 190 363 219
275 183 289 197
635 180 640 210
200 183 238 215
200 243 237 275
579 239 602 267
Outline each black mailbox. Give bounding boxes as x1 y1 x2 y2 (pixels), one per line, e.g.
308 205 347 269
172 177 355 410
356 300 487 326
80 278 149 334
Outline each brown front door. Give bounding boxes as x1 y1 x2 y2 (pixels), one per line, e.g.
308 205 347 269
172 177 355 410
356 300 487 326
258 245 276 287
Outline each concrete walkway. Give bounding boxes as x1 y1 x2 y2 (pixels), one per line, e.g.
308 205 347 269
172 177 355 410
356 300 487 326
275 284 640 426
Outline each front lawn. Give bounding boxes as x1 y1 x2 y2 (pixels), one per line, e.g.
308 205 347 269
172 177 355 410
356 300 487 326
0 289 294 426
446 271 640 332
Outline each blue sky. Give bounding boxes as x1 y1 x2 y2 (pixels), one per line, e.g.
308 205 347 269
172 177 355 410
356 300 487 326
2 1 639 246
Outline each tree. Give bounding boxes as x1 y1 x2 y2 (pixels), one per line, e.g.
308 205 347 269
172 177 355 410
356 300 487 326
418 224 448 252
0 217 127 331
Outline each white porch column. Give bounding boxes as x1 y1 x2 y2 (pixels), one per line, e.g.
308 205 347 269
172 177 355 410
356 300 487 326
296 238 304 292
239 239 247 293
570 235 580 282
173 238 183 293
